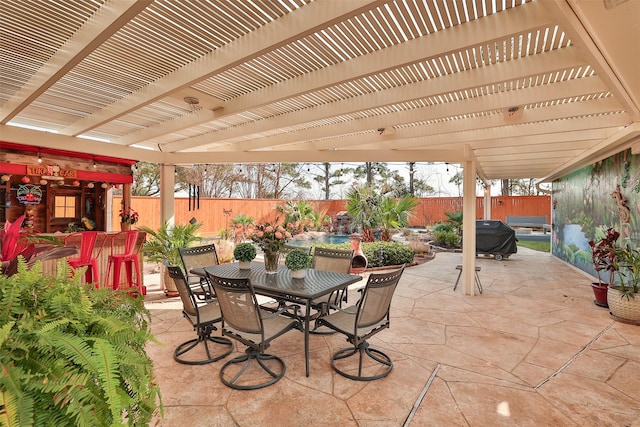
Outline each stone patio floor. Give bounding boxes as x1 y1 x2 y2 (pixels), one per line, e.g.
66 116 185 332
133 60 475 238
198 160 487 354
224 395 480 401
144 247 640 427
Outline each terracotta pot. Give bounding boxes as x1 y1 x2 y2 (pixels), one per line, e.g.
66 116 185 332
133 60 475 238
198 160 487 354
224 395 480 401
120 221 131 231
591 283 608 308
162 264 179 297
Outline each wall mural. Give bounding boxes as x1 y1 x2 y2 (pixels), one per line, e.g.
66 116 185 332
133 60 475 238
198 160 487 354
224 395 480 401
552 149 640 277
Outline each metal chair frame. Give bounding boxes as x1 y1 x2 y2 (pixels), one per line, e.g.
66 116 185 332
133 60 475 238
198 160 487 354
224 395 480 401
316 265 405 381
167 265 233 365
207 273 301 390
179 243 219 299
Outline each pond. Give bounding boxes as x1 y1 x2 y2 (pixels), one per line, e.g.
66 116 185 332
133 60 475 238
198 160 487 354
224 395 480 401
287 233 351 248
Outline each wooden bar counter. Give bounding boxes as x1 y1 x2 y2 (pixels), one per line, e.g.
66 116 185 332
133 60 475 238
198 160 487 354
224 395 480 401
39 231 146 289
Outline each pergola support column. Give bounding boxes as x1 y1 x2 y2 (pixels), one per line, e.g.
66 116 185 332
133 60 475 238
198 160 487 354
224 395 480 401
462 160 477 296
160 164 175 227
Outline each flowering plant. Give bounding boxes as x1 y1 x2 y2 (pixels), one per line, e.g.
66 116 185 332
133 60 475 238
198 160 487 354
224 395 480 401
119 207 139 224
249 218 298 253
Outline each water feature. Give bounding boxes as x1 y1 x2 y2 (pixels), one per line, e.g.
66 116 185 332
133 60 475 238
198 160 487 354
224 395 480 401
287 233 350 248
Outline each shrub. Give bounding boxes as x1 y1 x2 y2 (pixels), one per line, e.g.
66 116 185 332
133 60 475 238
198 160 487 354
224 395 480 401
0 259 161 426
362 241 415 268
434 230 460 248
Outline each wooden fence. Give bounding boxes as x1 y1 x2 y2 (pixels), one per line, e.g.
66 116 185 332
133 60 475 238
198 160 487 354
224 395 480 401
114 196 551 236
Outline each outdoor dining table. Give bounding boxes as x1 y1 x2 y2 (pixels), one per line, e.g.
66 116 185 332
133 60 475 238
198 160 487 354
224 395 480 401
192 261 362 377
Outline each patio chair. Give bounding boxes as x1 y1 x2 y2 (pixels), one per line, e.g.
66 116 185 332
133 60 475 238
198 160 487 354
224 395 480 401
167 265 233 365
179 243 219 299
311 247 354 306
64 231 108 285
206 272 301 390
316 265 405 381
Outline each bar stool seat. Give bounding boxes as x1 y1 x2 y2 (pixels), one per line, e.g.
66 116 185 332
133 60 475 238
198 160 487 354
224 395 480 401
64 231 108 285
104 230 146 295
453 265 483 294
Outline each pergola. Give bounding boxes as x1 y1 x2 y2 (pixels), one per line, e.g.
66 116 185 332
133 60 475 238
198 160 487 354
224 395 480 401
1 0 639 293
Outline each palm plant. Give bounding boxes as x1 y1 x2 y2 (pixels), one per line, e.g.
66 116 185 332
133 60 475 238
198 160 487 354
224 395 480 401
345 186 381 242
138 221 203 266
378 195 419 241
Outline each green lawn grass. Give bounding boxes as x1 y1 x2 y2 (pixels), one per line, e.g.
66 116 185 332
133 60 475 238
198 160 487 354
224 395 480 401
517 240 550 252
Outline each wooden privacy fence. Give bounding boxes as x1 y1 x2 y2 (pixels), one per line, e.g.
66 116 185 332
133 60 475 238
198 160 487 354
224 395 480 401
114 196 550 236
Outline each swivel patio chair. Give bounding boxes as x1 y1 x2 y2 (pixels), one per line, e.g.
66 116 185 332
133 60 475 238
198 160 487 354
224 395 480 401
311 247 354 306
167 265 234 365
179 243 219 300
104 230 146 295
316 265 405 381
206 272 301 390
64 231 108 285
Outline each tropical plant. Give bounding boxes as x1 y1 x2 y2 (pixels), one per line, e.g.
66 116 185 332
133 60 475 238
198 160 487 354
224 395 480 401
231 213 254 243
345 186 382 242
444 210 463 235
588 226 619 286
285 248 312 270
138 221 203 266
277 200 330 232
346 186 418 242
378 195 419 241
0 259 161 426
1 215 77 276
233 242 257 262
611 246 640 298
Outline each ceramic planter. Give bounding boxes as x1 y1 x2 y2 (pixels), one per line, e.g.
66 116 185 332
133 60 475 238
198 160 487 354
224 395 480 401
239 261 252 270
290 269 306 279
591 283 608 308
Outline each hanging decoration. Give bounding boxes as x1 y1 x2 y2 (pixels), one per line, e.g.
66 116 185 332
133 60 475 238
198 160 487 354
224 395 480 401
17 184 43 205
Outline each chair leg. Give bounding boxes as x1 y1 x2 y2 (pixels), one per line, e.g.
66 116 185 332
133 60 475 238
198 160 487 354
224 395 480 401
330 342 393 381
173 325 233 365
219 348 286 390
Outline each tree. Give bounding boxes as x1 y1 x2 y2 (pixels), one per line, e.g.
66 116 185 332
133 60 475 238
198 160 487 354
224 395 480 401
449 171 463 197
132 162 161 196
378 195 419 241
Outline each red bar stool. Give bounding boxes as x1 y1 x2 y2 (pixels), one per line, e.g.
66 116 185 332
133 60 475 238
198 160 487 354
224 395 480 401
104 230 147 295
64 231 108 285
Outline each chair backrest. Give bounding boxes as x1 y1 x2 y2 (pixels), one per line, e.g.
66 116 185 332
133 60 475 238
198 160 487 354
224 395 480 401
356 265 405 329
207 274 262 335
166 264 198 317
65 231 108 262
111 230 145 256
179 244 219 282
311 247 353 274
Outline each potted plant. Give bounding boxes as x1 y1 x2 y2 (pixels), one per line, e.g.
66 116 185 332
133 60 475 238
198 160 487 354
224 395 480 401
608 245 640 323
138 221 203 296
285 248 312 279
588 227 620 308
233 242 256 269
0 258 161 425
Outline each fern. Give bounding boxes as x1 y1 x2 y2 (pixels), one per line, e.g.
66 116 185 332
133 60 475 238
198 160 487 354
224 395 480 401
0 258 161 426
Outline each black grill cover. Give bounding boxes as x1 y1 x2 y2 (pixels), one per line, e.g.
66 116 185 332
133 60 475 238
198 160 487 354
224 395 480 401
475 220 517 256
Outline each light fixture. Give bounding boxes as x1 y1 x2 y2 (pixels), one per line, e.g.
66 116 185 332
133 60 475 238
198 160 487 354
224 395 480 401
93 157 97 168
101 182 108 189
87 182 95 188
37 150 42 163
1 174 11 182
377 128 385 135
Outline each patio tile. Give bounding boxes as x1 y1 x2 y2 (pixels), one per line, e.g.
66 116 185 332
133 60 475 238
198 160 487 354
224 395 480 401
144 248 640 426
